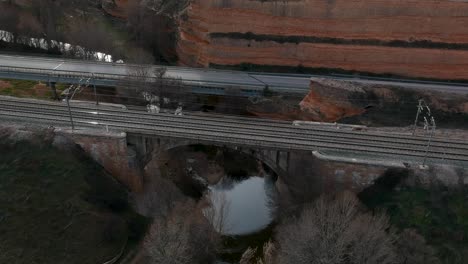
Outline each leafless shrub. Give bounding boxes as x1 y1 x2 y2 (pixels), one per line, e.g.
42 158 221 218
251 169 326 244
276 192 398 264
262 241 277 264
203 191 231 234
143 201 219 264
240 241 277 264
122 59 187 107
240 247 257 264
144 203 193 264
396 229 440 264
137 173 219 264
133 176 184 218
65 18 115 60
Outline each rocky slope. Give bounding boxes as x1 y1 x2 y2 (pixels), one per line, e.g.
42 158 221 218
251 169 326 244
248 78 468 128
177 0 468 80
302 78 468 126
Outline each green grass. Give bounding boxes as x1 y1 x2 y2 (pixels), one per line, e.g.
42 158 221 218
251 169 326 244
0 79 37 97
55 82 68 92
0 87 14 96
0 79 38 97
6 79 38 90
0 79 68 100
0 138 149 263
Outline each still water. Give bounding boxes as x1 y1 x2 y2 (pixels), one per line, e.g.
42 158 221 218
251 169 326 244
206 175 278 262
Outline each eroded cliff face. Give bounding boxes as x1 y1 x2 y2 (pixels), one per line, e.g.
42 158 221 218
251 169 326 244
247 77 468 127
178 0 468 80
299 79 367 122
300 78 468 126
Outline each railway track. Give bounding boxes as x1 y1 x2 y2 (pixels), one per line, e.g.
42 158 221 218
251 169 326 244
1 98 466 157
0 96 467 165
1 96 465 150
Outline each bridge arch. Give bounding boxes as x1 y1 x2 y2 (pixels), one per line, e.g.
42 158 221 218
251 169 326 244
126 134 291 180
144 140 285 179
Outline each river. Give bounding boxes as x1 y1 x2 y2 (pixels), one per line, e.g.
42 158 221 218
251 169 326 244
205 174 278 263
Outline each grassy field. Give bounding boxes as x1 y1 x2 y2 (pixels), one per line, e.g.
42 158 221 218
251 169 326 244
0 136 149 263
0 79 69 100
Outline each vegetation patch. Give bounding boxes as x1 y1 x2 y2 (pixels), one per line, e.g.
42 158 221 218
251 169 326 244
360 170 468 263
342 87 468 128
220 223 275 263
0 79 55 99
0 137 149 263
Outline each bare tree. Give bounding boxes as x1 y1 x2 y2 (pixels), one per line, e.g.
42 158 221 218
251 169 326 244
203 191 231 234
240 241 277 264
240 247 257 264
395 229 440 264
137 173 219 264
143 200 220 264
122 58 187 109
276 192 398 264
345 213 398 264
133 175 185 217
0 5 19 43
144 203 193 264
30 0 61 45
125 0 188 62
65 18 115 60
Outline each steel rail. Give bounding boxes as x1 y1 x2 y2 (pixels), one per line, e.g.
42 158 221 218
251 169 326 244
3 102 464 157
1 101 466 156
1 105 467 162
1 96 466 149
1 110 466 165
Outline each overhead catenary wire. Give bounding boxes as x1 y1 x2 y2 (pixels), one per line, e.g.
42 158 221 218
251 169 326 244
2 85 424 118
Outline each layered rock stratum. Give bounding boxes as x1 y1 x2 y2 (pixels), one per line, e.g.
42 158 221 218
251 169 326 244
177 0 468 80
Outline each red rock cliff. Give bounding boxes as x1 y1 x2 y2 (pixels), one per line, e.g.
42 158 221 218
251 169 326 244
177 0 468 80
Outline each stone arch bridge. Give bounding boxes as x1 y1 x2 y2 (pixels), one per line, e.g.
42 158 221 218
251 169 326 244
60 129 403 194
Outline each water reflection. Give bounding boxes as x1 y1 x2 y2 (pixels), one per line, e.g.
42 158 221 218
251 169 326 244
206 176 277 236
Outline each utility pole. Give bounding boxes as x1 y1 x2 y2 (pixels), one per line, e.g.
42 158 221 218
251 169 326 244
92 73 99 106
413 99 431 135
422 116 436 168
412 99 424 135
65 84 75 131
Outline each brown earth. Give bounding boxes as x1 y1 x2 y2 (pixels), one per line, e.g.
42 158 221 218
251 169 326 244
0 80 52 99
177 0 468 80
179 38 468 80
301 78 468 123
299 90 366 122
248 78 468 127
182 0 468 43
0 80 12 89
102 0 130 19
